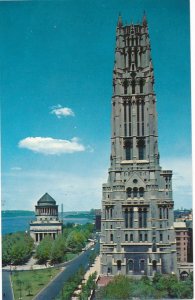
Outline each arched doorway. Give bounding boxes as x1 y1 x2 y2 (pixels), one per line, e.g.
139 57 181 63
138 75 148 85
180 271 189 281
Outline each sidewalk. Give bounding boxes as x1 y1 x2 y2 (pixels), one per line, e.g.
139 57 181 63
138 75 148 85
2 256 50 271
72 255 100 300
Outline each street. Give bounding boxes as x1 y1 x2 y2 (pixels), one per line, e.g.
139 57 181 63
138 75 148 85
34 241 99 300
2 271 14 300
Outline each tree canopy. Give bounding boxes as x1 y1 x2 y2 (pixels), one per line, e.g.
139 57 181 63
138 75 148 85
2 232 34 265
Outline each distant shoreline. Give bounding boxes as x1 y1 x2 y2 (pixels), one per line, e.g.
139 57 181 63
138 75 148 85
1 210 95 235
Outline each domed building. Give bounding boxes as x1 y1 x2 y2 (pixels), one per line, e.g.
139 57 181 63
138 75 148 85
30 193 63 243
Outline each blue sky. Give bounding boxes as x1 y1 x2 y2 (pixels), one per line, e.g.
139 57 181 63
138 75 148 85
1 0 191 211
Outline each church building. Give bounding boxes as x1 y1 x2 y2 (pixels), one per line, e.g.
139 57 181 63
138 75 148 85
100 14 177 276
30 193 63 243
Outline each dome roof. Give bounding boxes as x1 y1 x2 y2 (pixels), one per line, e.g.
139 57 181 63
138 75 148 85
37 193 56 206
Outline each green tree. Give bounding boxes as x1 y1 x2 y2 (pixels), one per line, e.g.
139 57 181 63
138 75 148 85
35 235 53 264
66 231 85 253
2 232 34 265
50 235 65 264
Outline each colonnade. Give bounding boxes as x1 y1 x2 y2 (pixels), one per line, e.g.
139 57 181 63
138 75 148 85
36 206 58 216
35 232 57 242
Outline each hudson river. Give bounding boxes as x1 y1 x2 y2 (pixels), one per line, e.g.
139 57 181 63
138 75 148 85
2 211 93 235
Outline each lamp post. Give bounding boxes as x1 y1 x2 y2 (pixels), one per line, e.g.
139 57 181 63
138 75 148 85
10 261 12 276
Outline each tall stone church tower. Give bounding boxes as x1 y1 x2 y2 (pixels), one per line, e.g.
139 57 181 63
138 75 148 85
100 14 177 277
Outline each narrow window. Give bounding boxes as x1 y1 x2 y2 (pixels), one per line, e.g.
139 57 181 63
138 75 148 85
125 209 128 228
130 234 133 242
124 80 128 94
124 102 127 136
137 102 140 136
124 124 127 136
117 260 121 271
139 209 142 227
140 259 145 271
133 187 138 198
125 139 132 160
141 101 144 135
139 187 144 197
129 209 134 228
128 103 131 136
125 147 131 160
132 80 135 94
159 208 162 219
160 233 163 242
166 208 169 219
110 234 113 242
139 146 144 160
152 260 157 271
128 260 134 271
143 208 147 228
140 79 144 93
125 234 128 242
139 233 142 241
127 188 132 198
128 48 131 67
137 139 145 160
145 234 148 241
135 48 138 66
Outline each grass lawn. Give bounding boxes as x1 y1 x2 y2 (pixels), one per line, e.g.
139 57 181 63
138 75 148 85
66 252 77 261
11 268 61 300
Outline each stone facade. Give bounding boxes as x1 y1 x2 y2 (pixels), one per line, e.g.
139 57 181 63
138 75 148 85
30 193 63 243
100 14 177 277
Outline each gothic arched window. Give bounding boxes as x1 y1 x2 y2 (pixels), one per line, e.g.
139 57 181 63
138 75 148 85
139 187 144 197
127 188 132 198
133 187 138 198
152 260 157 271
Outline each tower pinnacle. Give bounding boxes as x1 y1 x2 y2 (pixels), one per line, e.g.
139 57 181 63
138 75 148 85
117 13 123 27
142 11 148 27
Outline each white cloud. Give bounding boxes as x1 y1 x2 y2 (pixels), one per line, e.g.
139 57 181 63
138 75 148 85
50 105 75 118
11 167 22 171
18 137 85 155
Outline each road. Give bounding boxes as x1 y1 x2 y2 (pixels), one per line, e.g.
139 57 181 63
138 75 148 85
34 241 99 300
2 271 14 300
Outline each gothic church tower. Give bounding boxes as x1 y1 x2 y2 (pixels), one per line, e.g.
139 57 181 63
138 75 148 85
100 14 177 276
